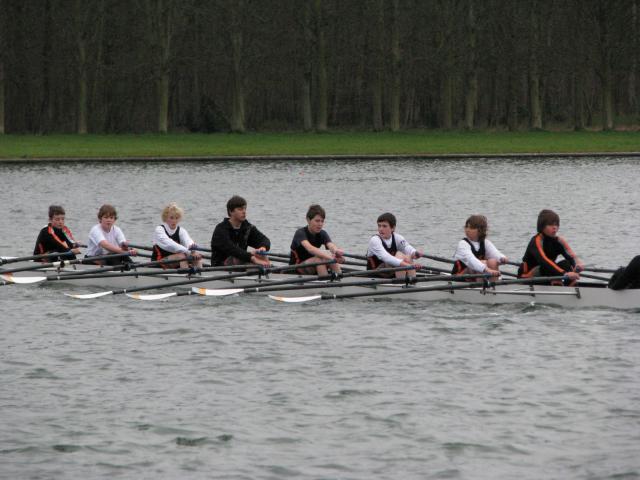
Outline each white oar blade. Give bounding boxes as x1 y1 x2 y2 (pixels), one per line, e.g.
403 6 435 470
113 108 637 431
64 291 114 299
268 294 322 303
191 287 244 297
1 274 47 284
126 292 177 301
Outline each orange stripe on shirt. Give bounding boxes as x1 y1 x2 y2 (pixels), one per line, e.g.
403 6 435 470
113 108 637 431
535 233 565 274
48 226 70 249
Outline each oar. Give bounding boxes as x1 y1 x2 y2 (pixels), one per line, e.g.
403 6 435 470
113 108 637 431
65 260 337 300
501 259 610 282
1 255 221 285
269 275 569 303
0 252 135 274
0 253 139 283
0 250 78 265
267 251 369 268
193 270 491 297
186 265 421 297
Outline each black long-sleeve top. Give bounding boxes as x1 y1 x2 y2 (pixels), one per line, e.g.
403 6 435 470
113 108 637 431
210 218 271 266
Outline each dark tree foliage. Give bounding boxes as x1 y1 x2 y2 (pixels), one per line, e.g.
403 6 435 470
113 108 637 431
2 0 638 133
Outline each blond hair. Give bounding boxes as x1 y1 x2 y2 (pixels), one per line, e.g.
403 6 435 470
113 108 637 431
161 203 184 222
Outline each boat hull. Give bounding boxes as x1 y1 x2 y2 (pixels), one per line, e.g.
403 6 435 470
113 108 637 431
3 264 639 309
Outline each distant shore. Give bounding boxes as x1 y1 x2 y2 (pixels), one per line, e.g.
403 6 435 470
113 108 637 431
1 131 640 162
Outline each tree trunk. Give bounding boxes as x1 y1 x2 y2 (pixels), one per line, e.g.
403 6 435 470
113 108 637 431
441 74 453 129
39 0 53 133
507 72 518 131
314 0 327 132
573 73 585 130
602 69 614 130
371 0 384 131
77 40 88 134
145 0 173 133
158 71 169 133
463 0 477 130
0 59 4 134
630 0 638 114
528 1 542 130
302 1 313 131
230 36 245 132
389 0 401 131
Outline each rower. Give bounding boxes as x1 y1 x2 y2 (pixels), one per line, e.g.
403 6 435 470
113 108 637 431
210 195 271 267
289 204 344 275
33 205 82 262
151 203 203 269
85 204 138 265
608 256 640 290
452 214 507 278
517 209 583 285
366 212 423 278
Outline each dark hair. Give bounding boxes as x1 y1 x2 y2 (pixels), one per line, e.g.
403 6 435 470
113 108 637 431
465 214 488 240
537 209 560 233
306 204 326 220
97 204 118 219
48 205 65 219
226 195 247 215
377 212 397 228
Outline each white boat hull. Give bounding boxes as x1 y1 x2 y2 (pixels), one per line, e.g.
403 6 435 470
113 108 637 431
2 264 639 309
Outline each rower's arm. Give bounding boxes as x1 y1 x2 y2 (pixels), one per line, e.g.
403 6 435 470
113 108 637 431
211 225 252 262
248 226 271 251
301 239 333 260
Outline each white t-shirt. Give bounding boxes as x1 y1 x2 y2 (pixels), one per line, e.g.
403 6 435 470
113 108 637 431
152 223 195 254
453 238 505 272
86 224 127 257
367 233 416 267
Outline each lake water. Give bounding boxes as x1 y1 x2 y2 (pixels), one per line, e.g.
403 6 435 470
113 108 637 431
1 157 639 479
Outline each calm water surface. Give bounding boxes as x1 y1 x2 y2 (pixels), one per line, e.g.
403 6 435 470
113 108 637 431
1 157 639 479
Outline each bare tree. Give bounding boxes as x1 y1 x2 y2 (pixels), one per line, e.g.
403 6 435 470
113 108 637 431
463 0 478 130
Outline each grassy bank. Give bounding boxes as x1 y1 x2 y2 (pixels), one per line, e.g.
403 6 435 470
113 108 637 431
1 131 640 159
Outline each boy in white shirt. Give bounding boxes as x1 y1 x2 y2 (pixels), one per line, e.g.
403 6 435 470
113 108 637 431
152 203 203 269
452 214 507 277
366 212 423 278
86 204 137 265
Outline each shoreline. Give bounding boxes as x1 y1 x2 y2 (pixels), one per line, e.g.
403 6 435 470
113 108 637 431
2 151 640 163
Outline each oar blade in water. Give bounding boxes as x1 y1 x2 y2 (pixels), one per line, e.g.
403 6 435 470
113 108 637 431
1 273 47 284
64 291 114 299
192 287 244 296
126 292 178 301
268 294 323 303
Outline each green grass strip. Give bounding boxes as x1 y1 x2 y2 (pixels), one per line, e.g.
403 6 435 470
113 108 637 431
1 131 639 159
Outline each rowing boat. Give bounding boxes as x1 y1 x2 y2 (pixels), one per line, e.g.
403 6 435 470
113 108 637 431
3 261 638 309
267 281 640 309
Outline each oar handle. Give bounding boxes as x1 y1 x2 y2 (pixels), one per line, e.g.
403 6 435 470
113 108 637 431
127 243 212 259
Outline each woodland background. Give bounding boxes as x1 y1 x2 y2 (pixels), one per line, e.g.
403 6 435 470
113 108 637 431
1 0 638 134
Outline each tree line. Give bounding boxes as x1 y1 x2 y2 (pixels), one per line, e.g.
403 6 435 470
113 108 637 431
1 0 638 134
